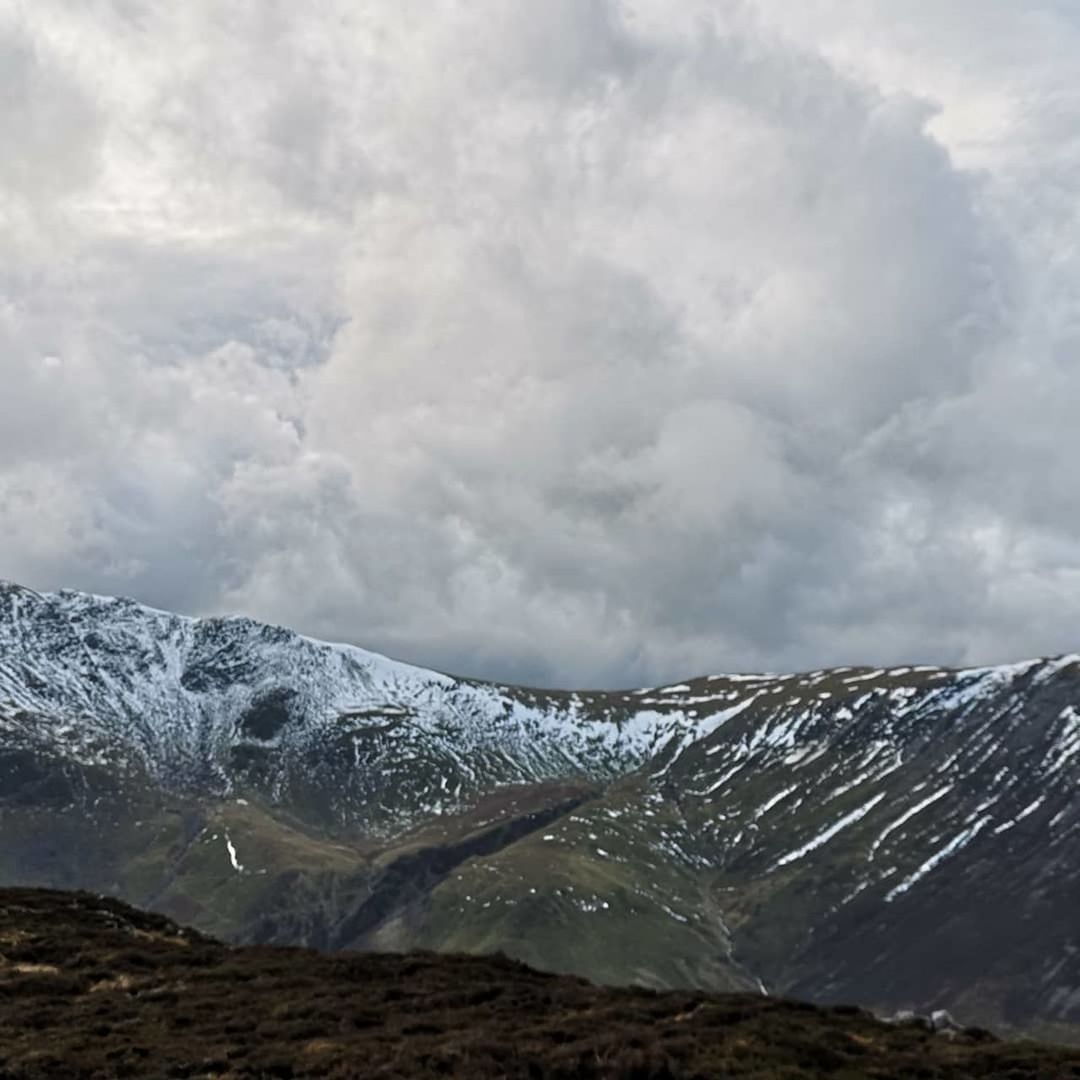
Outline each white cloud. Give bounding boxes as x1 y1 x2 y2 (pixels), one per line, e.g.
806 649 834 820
2 1 1079 686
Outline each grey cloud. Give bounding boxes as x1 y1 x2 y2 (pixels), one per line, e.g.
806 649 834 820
1 2 1078 687
0 19 102 203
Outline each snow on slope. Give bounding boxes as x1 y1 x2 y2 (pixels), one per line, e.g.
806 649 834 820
0 582 761 824
7 581 1080 1029
3 580 1080 864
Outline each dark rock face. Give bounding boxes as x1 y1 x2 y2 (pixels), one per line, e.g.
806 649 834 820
4 886 1080 1080
236 688 300 741
1 581 1080 1040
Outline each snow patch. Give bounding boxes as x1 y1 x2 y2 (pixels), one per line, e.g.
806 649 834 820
225 834 244 873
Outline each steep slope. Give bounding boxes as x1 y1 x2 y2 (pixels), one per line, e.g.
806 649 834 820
1 580 1079 1037
0 582 739 831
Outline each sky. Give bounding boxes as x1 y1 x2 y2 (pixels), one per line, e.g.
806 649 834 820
2 1 1080 688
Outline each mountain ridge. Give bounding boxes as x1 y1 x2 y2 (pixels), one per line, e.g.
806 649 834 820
2 580 1079 1040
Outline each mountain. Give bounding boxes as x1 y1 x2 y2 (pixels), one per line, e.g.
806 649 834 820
2 580 1079 1040
7 886 1080 1080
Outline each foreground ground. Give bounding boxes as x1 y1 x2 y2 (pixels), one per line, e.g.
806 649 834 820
1 889 1079 1079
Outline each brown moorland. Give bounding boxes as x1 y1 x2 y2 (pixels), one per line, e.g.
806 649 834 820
1 888 1079 1079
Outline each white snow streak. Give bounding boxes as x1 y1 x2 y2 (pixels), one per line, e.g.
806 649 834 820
992 795 1045 835
885 815 993 902
753 785 798 820
869 787 951 861
225 834 244 873
774 792 887 868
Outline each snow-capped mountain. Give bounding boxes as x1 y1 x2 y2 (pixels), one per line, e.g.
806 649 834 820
2 579 1079 1039
0 581 765 831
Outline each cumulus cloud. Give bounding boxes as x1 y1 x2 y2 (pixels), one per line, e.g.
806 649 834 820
1 0 1079 686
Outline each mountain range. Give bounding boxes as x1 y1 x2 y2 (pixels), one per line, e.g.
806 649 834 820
2 580 1078 1041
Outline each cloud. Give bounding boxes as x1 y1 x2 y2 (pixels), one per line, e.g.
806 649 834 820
1 1 1079 686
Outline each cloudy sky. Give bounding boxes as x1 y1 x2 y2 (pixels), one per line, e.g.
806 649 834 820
3 1 1079 687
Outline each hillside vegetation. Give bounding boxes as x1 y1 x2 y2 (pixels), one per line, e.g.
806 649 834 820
3 888 1080 1079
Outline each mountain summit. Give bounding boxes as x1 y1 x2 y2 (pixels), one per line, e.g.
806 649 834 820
2 581 1078 1039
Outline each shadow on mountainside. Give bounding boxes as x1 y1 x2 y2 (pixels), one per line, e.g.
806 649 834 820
2 888 1080 1079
